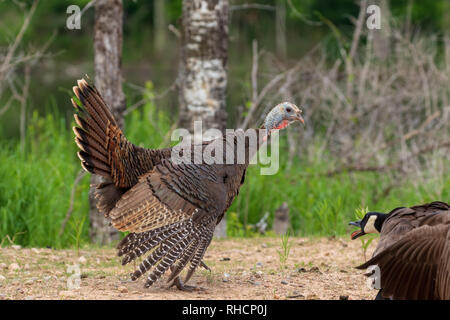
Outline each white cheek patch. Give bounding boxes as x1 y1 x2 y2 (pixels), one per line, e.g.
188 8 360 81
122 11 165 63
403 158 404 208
363 215 379 234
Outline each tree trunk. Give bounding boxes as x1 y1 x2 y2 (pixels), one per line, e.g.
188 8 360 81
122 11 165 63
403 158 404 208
90 0 125 245
179 0 229 237
273 202 290 235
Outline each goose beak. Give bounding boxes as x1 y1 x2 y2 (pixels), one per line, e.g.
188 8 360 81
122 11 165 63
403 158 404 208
349 220 364 240
349 221 361 227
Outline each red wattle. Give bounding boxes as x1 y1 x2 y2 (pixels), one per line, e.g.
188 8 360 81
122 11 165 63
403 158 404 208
274 120 289 130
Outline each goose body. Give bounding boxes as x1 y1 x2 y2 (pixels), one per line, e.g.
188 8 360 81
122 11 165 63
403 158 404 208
350 201 450 299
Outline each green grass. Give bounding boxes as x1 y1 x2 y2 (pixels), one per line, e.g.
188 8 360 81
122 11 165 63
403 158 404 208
277 232 292 270
0 111 90 248
228 150 449 238
0 93 448 248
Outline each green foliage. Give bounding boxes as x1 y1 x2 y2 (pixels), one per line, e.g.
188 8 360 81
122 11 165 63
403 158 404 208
0 0 448 249
69 213 86 255
229 136 450 238
0 88 172 248
277 231 292 270
354 206 369 220
226 211 259 238
0 104 448 248
0 110 90 248
226 212 245 237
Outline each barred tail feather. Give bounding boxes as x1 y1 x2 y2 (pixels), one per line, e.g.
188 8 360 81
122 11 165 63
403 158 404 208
116 225 169 253
72 79 117 179
166 239 200 284
130 222 194 281
144 234 198 288
118 214 216 288
120 221 191 265
184 232 214 284
72 79 128 215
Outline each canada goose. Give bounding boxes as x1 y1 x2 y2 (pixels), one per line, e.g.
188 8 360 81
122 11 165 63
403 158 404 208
349 201 450 300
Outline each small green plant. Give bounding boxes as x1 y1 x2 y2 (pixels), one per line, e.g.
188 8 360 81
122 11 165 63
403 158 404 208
353 206 376 261
69 215 86 256
277 231 292 270
227 212 245 237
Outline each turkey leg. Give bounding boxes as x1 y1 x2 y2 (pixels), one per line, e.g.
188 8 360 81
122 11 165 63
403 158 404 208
169 260 210 291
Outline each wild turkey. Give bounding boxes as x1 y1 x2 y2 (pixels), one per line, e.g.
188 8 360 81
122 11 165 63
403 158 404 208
349 201 450 299
71 78 304 290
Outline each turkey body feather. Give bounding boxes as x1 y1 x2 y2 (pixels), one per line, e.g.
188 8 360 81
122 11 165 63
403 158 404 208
72 79 254 288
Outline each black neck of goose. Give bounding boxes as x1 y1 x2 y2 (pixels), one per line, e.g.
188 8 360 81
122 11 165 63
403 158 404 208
374 213 388 232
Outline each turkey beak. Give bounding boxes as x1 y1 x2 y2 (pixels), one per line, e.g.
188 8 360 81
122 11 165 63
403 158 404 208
349 220 364 240
289 111 304 124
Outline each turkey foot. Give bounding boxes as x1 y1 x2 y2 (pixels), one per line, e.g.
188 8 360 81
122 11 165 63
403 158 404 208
170 276 206 292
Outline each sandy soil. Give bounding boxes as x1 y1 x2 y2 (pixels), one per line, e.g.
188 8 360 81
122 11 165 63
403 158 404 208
0 237 379 300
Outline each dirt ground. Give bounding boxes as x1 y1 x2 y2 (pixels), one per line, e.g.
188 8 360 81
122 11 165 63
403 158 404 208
0 237 379 300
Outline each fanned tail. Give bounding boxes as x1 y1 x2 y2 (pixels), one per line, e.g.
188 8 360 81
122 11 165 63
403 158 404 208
118 216 215 288
119 220 190 265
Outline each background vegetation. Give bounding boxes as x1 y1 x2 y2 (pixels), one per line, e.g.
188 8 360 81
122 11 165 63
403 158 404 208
0 0 448 247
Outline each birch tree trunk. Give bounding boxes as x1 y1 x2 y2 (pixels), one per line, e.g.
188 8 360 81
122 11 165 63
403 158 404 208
179 0 229 237
89 0 125 244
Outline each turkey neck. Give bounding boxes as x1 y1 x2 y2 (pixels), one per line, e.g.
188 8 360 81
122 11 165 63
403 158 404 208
220 128 268 167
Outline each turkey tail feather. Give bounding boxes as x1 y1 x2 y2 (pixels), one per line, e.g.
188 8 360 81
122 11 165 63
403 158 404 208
130 223 193 281
144 234 198 288
166 239 200 284
120 217 215 288
120 221 189 265
184 231 214 284
72 79 117 179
